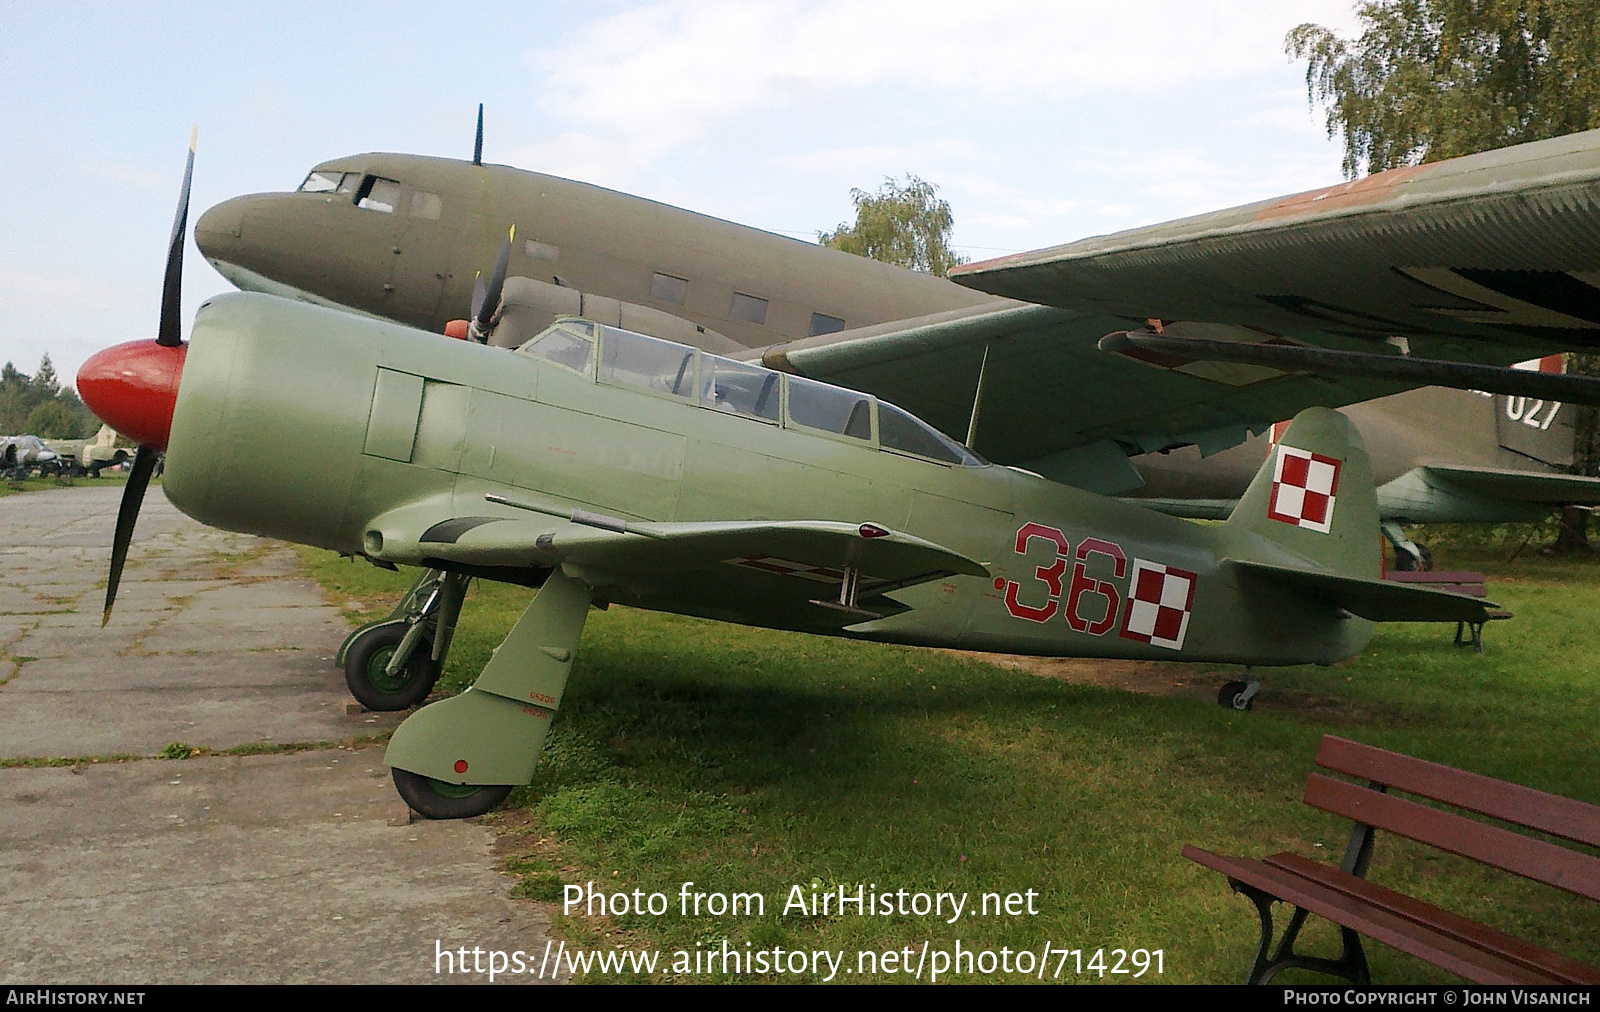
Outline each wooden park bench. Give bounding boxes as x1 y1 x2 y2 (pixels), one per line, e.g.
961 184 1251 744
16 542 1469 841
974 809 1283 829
1184 735 1600 985
1382 570 1512 649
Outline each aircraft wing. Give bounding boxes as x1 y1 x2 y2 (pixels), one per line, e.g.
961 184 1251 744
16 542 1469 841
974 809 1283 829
364 496 986 630
761 129 1600 493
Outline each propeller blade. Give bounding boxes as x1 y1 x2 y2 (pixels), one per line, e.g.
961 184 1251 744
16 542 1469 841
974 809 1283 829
474 225 515 331
473 103 484 166
103 446 160 626
157 127 196 349
470 273 487 323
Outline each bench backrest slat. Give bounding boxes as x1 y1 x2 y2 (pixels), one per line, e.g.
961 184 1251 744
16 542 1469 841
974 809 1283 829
1317 736 1600 849
1304 775 1600 901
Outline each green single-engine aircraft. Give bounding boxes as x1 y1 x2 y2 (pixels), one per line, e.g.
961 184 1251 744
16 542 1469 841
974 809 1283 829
77 141 1496 821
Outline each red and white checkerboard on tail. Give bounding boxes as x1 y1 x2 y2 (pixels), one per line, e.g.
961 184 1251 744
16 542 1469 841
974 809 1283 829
1118 560 1198 651
1267 445 1342 534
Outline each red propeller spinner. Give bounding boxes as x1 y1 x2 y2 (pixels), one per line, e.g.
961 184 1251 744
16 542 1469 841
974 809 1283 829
77 340 186 450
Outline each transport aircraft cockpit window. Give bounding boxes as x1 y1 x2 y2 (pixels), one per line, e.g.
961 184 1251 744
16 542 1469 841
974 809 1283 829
878 401 984 466
787 374 873 441
517 324 594 375
354 176 401 213
598 326 696 398
700 356 780 422
298 171 345 193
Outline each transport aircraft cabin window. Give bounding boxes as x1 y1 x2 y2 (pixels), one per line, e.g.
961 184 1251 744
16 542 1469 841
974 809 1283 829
355 176 401 213
650 272 689 305
518 325 595 375
787 375 872 441
409 191 442 219
810 312 846 337
700 356 780 422
730 292 768 325
878 401 983 465
599 327 696 398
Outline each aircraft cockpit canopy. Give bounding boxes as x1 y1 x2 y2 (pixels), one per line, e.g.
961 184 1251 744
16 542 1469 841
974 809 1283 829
517 320 985 467
298 170 441 218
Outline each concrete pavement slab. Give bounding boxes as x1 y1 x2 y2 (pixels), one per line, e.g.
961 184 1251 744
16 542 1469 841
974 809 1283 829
0 485 556 984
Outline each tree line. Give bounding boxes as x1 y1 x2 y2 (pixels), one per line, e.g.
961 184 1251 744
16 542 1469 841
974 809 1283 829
1 357 98 439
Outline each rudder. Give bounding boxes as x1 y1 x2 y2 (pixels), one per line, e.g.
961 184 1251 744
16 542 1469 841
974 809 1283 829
1224 407 1379 579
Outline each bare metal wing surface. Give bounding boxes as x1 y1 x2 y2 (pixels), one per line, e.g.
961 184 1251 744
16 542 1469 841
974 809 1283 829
761 130 1600 491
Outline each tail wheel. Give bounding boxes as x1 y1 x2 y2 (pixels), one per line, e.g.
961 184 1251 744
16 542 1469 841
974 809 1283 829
344 621 440 711
392 768 512 819
1217 680 1254 711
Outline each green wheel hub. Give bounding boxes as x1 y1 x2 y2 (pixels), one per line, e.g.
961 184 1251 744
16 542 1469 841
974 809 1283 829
366 644 419 693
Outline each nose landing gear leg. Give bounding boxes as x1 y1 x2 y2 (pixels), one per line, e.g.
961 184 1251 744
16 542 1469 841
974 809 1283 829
385 569 591 819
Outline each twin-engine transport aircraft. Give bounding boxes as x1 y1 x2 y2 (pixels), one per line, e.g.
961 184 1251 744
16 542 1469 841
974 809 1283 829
80 144 1498 820
193 127 1600 537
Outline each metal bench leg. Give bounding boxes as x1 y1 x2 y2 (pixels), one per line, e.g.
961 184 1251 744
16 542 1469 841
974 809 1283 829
1235 882 1277 985
1230 883 1372 985
1454 620 1485 651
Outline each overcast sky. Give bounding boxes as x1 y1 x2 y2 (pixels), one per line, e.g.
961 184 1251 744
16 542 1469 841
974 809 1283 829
0 1 1362 388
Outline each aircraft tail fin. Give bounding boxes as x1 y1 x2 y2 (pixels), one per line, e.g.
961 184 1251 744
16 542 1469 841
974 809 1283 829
1224 406 1379 580
1221 407 1497 623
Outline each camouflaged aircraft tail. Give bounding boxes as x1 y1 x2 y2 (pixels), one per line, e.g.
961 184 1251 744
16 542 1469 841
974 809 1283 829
1224 406 1381 580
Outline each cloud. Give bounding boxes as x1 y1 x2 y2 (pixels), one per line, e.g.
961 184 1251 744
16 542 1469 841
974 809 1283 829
515 1 1362 182
768 141 975 175
1063 144 1341 225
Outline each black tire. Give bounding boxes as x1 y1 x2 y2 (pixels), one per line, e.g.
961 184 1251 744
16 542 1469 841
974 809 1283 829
344 621 440 711
1217 679 1253 711
392 768 512 819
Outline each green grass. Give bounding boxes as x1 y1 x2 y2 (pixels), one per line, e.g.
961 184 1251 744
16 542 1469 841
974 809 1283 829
0 472 136 496
297 536 1600 984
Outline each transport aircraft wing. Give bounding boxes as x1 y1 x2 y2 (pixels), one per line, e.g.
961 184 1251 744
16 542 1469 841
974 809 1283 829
759 129 1600 494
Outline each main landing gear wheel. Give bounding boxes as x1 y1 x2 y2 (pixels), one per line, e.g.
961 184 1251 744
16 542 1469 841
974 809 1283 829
1392 544 1434 572
391 768 513 820
1218 679 1256 711
344 621 440 711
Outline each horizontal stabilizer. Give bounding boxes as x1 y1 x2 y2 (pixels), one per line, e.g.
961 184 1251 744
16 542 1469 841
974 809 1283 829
1222 559 1495 624
1420 465 1600 504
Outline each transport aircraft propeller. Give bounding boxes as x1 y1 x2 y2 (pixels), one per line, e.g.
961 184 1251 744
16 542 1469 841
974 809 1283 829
465 224 515 343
